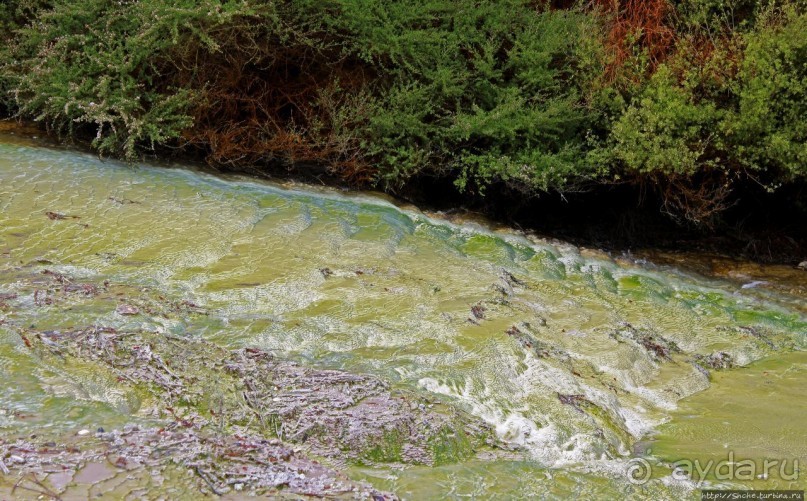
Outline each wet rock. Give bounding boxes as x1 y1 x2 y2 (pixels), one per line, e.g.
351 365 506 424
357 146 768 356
23 328 497 469
612 323 680 361
695 351 734 370
45 211 80 220
45 211 66 220
505 324 563 360
1 428 396 499
501 270 526 287
227 348 493 466
557 393 588 412
74 461 115 484
493 270 526 297
63 283 98 295
691 361 711 378
0 293 16 309
41 269 69 284
639 335 677 361
46 470 74 492
736 325 776 349
506 325 549 358
115 304 139 315
108 196 140 205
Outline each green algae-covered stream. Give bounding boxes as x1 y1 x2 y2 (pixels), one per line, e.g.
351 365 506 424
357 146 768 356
0 132 805 499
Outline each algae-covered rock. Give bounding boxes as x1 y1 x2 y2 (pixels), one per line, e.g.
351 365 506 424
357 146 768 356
0 427 396 499
22 325 496 469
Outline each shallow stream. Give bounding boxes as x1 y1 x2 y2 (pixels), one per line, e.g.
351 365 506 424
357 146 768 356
0 132 804 499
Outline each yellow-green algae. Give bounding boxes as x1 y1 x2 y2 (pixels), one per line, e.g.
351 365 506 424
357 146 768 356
0 132 805 499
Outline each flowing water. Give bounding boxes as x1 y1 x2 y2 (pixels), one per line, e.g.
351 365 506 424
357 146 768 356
0 131 805 499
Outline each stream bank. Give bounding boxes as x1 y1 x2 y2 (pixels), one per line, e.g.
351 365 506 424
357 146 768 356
4 120 805 267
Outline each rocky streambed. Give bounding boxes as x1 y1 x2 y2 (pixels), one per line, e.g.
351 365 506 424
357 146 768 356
0 267 504 499
0 132 805 499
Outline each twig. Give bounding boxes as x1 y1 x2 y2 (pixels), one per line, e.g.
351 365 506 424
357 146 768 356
193 466 227 496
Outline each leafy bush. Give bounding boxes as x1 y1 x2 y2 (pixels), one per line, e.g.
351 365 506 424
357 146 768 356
353 5 602 193
603 65 723 177
729 6 807 181
674 0 760 32
5 1 230 157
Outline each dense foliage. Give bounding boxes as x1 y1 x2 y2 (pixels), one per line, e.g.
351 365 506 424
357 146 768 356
1 0 805 224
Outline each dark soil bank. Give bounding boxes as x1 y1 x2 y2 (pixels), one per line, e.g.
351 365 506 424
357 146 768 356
397 175 807 266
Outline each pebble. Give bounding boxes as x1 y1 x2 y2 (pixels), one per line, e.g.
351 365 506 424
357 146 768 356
77 429 90 436
9 455 25 464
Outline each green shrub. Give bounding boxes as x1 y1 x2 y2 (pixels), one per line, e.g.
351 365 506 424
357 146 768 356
675 0 760 33
729 6 807 181
355 5 603 193
4 0 240 157
602 65 724 177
